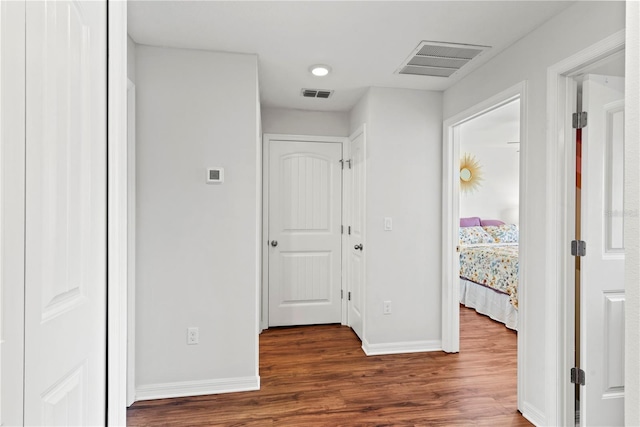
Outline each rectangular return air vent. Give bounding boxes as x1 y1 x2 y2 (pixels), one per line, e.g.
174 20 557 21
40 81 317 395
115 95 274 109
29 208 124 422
301 88 334 99
397 41 490 78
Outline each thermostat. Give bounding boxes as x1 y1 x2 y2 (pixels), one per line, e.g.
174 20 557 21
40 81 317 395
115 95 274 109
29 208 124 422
206 168 224 184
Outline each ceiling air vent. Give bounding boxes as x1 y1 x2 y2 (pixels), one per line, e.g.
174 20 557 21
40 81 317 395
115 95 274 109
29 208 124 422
301 89 334 99
397 41 490 78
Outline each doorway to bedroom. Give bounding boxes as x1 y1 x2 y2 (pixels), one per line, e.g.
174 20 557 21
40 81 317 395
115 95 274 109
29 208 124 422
456 98 521 413
458 99 520 331
441 82 526 412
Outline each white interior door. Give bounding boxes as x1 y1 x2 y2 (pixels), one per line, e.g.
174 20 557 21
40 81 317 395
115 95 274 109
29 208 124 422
580 74 625 426
268 140 343 326
347 126 366 340
24 1 107 424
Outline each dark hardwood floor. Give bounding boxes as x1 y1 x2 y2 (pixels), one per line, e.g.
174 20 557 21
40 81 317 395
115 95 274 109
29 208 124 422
127 306 531 426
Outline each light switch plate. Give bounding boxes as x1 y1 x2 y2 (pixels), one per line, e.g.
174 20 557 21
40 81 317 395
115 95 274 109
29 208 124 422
384 217 392 231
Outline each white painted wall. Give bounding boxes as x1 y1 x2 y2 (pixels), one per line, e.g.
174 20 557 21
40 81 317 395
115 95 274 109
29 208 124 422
350 87 443 350
127 35 136 83
459 102 520 223
459 144 519 223
443 1 624 423
349 89 370 133
262 107 349 137
625 2 640 424
135 45 260 397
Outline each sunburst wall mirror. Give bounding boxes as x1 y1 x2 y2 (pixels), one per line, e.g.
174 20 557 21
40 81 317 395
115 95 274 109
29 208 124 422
460 153 483 193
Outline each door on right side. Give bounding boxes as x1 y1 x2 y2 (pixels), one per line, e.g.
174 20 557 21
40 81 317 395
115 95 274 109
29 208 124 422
581 74 625 426
347 126 366 340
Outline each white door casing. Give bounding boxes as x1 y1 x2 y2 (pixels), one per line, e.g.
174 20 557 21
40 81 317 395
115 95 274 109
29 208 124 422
24 1 107 424
0 1 26 424
107 2 128 423
580 74 625 426
127 79 137 408
268 139 343 326
347 126 366 340
546 30 625 427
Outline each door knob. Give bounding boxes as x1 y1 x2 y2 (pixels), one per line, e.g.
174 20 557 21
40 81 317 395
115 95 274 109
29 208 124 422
354 244 363 250
271 240 278 247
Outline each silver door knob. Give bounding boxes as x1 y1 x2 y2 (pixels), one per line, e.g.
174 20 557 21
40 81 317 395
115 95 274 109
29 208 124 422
354 244 363 250
271 240 278 247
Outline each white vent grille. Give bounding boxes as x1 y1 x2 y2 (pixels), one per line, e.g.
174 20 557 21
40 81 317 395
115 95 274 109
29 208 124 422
397 41 490 78
301 89 334 99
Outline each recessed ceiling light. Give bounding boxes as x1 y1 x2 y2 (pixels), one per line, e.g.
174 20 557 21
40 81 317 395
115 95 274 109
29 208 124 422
310 64 331 77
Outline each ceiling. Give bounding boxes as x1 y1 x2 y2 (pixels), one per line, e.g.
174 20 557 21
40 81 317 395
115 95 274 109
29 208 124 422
128 1 574 112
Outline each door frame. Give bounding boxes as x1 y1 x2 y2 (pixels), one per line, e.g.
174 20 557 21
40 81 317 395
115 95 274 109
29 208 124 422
546 29 625 426
107 0 128 425
261 133 348 331
0 1 26 424
126 78 136 407
441 80 528 408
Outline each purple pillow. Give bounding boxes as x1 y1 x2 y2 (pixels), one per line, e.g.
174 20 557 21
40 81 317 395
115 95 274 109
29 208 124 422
460 217 481 227
480 219 505 226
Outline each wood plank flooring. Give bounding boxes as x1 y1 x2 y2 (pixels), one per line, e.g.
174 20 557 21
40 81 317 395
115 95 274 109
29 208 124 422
127 307 531 426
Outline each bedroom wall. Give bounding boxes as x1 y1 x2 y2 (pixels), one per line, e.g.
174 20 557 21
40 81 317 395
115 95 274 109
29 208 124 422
262 107 349 137
350 87 443 352
459 101 520 224
135 45 260 398
443 1 625 424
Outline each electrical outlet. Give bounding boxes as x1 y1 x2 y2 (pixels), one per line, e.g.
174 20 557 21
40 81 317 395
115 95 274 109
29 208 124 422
383 300 392 315
187 327 199 345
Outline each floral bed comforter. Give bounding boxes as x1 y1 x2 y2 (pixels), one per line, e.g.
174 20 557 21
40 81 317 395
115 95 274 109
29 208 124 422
459 244 519 309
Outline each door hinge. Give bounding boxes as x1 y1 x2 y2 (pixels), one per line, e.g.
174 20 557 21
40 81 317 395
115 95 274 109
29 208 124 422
341 289 344 299
340 159 352 169
348 226 351 235
571 367 586 385
571 240 586 257
348 291 351 301
573 112 588 129
341 225 344 235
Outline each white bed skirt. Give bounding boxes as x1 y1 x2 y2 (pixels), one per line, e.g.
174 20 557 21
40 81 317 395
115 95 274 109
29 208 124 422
459 278 518 330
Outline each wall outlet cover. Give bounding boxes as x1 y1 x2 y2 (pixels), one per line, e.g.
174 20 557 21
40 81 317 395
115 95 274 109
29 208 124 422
187 327 199 345
383 300 392 315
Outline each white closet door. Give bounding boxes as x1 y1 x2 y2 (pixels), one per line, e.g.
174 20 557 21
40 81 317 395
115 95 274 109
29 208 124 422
347 126 366 340
268 140 342 326
24 1 107 424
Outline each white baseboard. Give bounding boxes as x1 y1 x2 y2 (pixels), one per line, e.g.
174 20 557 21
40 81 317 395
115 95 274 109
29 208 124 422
361 339 442 356
135 375 260 402
521 401 546 427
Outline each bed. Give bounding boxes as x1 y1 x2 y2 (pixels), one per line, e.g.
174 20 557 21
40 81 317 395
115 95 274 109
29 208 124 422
458 217 519 330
